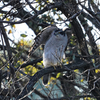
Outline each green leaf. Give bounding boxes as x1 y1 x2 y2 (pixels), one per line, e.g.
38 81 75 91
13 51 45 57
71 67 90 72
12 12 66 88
56 73 62 78
20 34 27 38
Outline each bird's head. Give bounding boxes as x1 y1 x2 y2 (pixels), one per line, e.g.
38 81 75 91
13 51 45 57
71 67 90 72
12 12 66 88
54 29 65 36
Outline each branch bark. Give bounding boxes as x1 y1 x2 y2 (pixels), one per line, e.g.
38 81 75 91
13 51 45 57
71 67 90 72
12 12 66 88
16 59 91 100
0 20 15 77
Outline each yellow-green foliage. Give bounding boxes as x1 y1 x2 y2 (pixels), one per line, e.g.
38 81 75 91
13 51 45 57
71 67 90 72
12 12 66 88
17 39 32 47
37 61 43 66
24 65 38 76
84 97 96 100
56 73 62 78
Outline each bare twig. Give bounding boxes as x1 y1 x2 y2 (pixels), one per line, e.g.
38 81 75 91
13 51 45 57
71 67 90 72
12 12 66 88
0 2 62 24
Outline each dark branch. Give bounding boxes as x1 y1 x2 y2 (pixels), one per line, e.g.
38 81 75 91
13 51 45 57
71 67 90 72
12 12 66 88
16 59 91 100
19 58 43 68
0 2 62 24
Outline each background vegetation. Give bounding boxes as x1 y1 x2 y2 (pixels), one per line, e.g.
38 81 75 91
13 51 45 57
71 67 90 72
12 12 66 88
0 0 100 100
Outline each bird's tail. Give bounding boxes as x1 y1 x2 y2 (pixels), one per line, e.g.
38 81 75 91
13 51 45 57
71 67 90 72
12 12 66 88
43 74 50 85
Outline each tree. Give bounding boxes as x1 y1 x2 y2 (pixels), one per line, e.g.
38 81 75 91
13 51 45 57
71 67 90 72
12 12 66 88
0 0 100 100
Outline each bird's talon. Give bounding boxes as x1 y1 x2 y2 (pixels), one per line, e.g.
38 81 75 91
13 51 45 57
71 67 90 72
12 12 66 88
53 66 56 70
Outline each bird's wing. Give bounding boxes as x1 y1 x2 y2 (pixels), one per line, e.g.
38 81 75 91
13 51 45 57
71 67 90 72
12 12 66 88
29 25 58 56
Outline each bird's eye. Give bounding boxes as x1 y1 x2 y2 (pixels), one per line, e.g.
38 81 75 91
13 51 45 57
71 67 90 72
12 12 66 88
54 29 64 36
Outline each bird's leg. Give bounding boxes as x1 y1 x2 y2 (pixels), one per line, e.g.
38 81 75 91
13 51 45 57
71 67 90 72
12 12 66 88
60 59 64 68
53 65 56 70
52 63 62 70
51 63 56 70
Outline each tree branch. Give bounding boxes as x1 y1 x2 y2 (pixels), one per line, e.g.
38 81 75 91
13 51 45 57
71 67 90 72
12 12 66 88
19 58 43 68
0 2 62 24
16 59 91 100
0 20 15 77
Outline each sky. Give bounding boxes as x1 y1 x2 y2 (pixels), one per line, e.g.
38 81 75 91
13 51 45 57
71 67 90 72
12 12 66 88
0 0 100 45
6 23 36 42
0 0 66 45
0 1 36 45
0 22 36 46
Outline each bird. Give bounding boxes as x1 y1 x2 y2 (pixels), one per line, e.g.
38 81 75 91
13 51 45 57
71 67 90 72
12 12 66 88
29 25 68 85
42 29 68 85
28 25 58 56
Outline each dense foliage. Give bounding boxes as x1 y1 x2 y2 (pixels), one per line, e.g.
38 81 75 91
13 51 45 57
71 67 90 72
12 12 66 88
0 0 100 100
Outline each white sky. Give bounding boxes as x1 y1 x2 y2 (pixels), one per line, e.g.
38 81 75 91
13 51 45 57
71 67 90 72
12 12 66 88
7 23 35 42
0 22 35 46
0 2 35 45
0 0 100 45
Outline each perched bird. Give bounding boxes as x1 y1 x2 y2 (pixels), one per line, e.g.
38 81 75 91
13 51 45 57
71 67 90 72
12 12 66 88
29 25 68 85
43 29 68 85
29 25 58 56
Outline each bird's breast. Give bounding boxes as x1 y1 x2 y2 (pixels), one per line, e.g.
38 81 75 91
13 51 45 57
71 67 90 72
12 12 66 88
43 46 65 67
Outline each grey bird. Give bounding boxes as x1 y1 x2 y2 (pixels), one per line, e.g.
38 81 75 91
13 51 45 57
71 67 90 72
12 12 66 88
29 25 58 56
29 25 68 85
42 29 68 85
